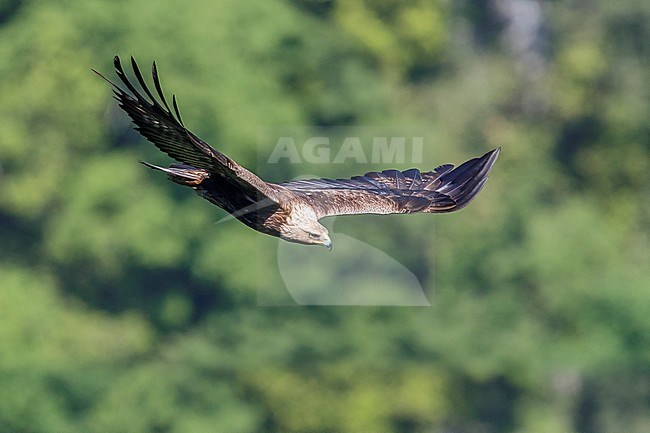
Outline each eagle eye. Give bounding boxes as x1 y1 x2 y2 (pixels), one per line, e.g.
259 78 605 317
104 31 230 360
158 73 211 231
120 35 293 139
308 232 320 240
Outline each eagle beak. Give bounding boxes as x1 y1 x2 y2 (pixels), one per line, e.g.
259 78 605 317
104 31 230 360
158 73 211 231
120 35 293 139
323 238 332 251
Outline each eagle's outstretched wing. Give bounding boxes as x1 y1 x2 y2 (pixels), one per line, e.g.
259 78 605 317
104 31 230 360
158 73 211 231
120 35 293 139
93 56 281 203
278 147 500 219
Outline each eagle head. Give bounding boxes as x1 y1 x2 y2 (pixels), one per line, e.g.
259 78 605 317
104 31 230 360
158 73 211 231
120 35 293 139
280 207 332 250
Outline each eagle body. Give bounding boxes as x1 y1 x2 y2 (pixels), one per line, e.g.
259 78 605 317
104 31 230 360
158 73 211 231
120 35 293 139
94 56 500 249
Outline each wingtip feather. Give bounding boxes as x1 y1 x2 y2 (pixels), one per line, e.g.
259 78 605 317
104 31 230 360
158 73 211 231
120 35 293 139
172 94 184 126
429 147 500 213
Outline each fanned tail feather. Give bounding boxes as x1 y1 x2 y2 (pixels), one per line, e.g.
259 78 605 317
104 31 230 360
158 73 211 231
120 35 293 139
139 161 209 186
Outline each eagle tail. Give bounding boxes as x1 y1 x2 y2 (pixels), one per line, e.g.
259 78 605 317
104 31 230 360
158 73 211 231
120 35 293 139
139 161 209 186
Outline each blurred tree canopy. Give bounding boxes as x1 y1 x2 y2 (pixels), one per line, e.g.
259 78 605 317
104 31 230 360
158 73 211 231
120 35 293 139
0 0 648 432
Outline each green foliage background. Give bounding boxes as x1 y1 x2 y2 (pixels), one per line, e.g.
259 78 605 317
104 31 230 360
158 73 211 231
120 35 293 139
0 0 649 432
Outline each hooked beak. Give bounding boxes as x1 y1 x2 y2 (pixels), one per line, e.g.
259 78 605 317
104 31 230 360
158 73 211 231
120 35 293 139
323 238 332 251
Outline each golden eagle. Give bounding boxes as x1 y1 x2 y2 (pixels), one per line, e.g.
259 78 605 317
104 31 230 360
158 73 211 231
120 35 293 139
94 56 500 250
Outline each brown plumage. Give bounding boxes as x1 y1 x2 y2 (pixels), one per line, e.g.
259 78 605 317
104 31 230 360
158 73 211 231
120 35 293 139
94 56 501 250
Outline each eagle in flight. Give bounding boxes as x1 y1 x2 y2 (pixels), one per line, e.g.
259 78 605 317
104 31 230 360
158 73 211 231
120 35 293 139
94 56 500 250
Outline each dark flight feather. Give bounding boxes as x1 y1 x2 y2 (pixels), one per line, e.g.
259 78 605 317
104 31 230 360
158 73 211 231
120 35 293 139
277 147 499 218
92 56 281 204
